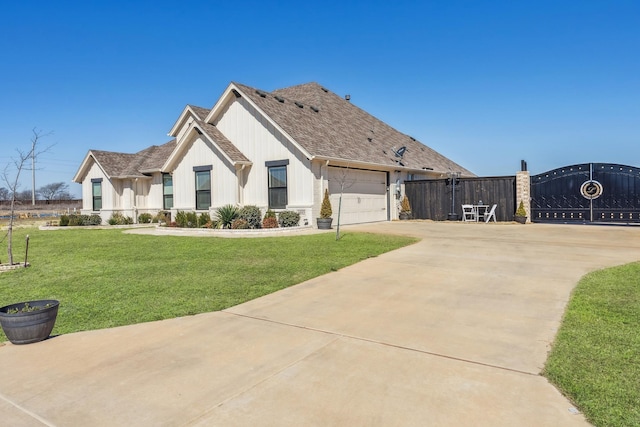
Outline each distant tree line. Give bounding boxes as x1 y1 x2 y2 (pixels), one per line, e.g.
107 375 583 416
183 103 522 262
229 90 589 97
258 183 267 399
0 182 75 203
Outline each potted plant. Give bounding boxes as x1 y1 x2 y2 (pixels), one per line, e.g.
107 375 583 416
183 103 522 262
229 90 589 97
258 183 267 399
514 200 527 224
317 189 333 229
399 195 412 220
0 299 60 344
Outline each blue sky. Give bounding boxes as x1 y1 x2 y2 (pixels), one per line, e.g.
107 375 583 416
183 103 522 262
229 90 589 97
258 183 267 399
1 1 638 198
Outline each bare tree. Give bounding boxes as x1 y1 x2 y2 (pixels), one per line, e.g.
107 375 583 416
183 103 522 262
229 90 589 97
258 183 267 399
331 165 355 241
0 187 9 202
37 182 71 202
1 128 52 265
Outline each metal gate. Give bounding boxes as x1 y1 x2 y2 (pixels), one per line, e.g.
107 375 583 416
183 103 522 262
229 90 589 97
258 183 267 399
531 163 640 223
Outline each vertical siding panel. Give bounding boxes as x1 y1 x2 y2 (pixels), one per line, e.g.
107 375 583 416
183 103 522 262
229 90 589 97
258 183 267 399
215 98 313 212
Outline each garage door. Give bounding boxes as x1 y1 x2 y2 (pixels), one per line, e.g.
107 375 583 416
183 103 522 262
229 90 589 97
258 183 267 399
328 167 388 225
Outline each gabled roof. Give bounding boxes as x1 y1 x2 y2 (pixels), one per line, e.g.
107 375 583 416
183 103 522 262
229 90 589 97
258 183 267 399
232 82 474 175
73 140 176 182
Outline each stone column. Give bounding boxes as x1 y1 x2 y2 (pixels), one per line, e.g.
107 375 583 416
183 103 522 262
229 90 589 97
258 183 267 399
515 171 531 222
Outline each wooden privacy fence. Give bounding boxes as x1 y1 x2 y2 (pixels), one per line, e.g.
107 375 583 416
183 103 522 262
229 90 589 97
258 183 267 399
405 176 516 221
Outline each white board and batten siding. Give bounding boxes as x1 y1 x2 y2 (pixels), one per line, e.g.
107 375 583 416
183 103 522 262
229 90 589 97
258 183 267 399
215 98 314 213
81 160 112 213
171 136 238 210
328 167 388 225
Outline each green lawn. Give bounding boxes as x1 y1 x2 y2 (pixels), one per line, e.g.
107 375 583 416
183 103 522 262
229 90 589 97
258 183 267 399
0 227 417 341
544 261 640 427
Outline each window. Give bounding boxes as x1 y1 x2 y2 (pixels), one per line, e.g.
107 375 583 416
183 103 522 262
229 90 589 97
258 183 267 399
267 160 288 209
162 173 173 209
194 166 212 210
91 179 102 211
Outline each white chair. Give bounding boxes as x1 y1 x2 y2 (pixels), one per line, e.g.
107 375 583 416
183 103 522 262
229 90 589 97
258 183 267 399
462 204 476 222
484 204 497 223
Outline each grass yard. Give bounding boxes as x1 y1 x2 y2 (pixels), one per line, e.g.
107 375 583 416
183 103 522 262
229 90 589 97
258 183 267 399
0 227 417 342
544 261 640 427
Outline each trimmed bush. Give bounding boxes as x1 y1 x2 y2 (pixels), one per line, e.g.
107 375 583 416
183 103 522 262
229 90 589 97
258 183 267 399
68 214 82 226
264 209 276 219
231 218 249 229
198 212 211 228
175 211 189 228
186 212 198 228
215 204 239 229
87 214 102 225
262 217 279 229
278 210 300 228
154 210 170 224
239 205 262 229
320 189 332 218
138 213 153 224
400 195 411 213
59 215 69 226
108 212 133 225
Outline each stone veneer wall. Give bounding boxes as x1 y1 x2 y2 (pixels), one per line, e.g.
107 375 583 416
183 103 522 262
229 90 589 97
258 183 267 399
515 171 531 223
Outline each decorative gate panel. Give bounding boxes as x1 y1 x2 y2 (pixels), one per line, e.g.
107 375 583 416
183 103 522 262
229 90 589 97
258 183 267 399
531 163 640 223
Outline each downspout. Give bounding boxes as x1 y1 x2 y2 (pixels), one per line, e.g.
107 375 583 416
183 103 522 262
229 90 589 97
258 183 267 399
386 171 390 221
237 165 246 206
133 178 138 224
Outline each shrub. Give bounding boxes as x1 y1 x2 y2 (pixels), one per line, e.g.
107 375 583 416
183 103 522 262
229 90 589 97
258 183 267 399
59 215 69 226
231 218 249 229
400 195 411 213
138 213 153 224
68 214 82 226
154 210 170 224
515 200 527 217
87 214 102 225
198 212 211 228
175 211 189 228
278 210 300 228
215 204 239 229
108 212 133 225
320 189 332 218
262 217 279 229
186 212 198 228
264 209 276 219
239 205 262 229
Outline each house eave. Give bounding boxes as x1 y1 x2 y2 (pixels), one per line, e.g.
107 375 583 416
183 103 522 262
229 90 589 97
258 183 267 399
72 151 110 183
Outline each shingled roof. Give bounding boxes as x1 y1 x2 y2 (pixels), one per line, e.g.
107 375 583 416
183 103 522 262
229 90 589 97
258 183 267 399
89 140 176 179
233 82 474 175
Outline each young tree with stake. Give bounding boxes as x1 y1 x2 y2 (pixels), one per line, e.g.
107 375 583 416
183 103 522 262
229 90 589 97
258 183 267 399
1 129 52 265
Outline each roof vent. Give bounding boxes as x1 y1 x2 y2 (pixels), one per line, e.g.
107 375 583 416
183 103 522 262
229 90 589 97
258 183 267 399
410 136 416 141
310 106 319 112
392 146 407 158
295 102 304 108
345 94 351 101
232 89 241 98
321 87 328 93
274 96 285 103
256 90 267 98
367 137 372 142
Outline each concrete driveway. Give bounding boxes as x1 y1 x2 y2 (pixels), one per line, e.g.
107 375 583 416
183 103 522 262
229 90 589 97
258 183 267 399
1 222 639 426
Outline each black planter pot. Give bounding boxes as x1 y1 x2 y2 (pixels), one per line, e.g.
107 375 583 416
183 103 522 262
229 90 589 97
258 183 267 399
316 217 333 229
399 212 411 220
514 215 527 224
0 300 59 345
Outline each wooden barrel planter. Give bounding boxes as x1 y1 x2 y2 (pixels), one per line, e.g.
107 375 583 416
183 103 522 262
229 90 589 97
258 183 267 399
316 218 333 229
0 300 60 345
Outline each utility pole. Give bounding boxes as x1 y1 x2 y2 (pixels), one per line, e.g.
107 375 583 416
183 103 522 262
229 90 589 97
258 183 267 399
31 137 36 205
